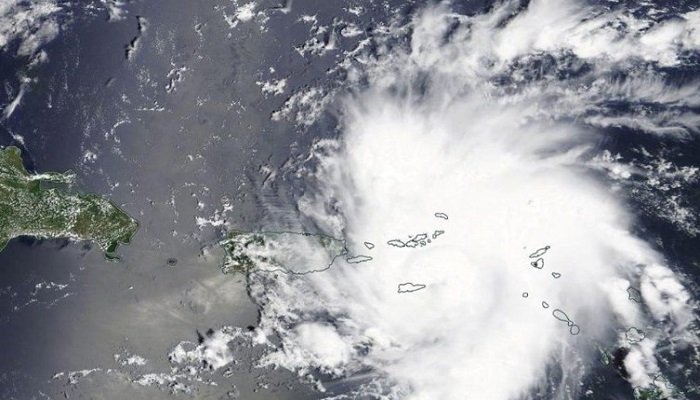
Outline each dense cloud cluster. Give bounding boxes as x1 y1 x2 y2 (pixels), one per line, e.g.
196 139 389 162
249 1 700 398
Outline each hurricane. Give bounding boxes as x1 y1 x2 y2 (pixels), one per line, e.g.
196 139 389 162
247 1 700 398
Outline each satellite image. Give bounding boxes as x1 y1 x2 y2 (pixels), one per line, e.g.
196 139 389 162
1 0 700 399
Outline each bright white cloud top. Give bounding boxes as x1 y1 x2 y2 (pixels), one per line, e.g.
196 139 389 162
235 1 700 399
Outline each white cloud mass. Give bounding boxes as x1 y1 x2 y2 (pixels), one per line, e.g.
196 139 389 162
244 0 700 399
0 0 62 57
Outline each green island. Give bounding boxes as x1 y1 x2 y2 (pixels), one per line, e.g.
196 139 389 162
634 387 666 400
600 347 676 400
0 146 138 259
220 230 346 274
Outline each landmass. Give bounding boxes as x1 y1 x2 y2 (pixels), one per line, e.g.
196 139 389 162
529 245 551 258
346 255 372 264
634 386 667 400
386 215 448 250
398 282 426 293
220 230 346 274
552 308 580 335
625 327 646 343
627 287 643 303
0 146 138 259
388 231 443 249
387 239 406 248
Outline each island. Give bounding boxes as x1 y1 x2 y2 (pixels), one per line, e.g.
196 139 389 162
398 282 426 293
346 255 372 264
220 230 346 274
0 146 138 259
